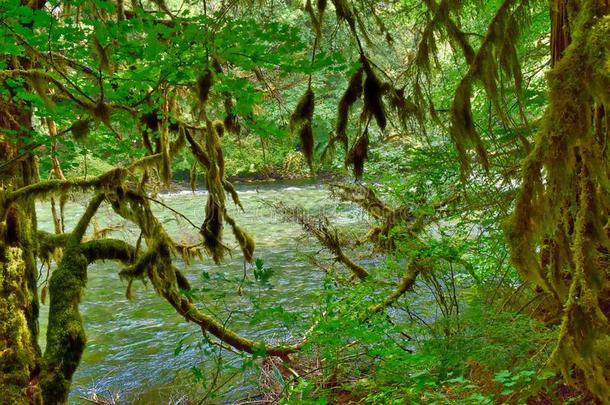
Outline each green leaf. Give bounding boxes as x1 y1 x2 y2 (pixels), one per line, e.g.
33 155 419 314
190 366 204 382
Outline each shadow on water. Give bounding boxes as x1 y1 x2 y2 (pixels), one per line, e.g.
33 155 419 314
36 180 367 404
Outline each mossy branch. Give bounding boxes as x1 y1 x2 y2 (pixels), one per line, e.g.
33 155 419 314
72 194 106 242
80 238 135 265
107 191 304 357
2 169 125 213
159 283 302 357
368 258 422 314
39 194 106 403
272 201 369 280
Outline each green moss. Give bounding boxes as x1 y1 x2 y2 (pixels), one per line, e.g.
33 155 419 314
39 246 88 405
0 246 41 405
507 3 610 402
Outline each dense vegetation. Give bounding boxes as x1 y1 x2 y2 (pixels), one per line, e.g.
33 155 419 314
1 0 609 404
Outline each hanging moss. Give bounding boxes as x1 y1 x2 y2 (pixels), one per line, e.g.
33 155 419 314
213 119 225 138
336 67 364 150
289 88 315 134
140 111 160 153
189 163 198 192
446 0 528 178
70 119 90 142
299 121 315 172
201 197 228 264
196 69 213 105
92 37 111 73
506 5 610 402
223 97 240 135
317 0 327 14
305 0 322 37
289 88 316 173
225 213 255 263
388 87 423 128
331 0 355 30
362 63 387 131
160 126 171 187
25 70 51 106
223 180 243 210
345 130 369 179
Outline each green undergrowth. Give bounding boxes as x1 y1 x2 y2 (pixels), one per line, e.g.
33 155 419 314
276 295 560 404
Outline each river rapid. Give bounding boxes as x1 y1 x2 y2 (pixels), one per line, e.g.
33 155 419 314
36 180 367 404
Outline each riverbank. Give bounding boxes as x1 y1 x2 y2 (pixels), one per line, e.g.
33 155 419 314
169 169 346 192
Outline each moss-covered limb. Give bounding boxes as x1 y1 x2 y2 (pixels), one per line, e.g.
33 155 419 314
106 193 303 357
160 283 301 357
2 171 122 214
38 194 108 404
72 194 106 242
368 258 422 314
4 127 186 210
80 238 135 265
329 182 458 251
273 201 369 280
185 128 211 168
329 182 393 220
36 231 69 269
335 250 369 281
38 232 133 267
37 231 69 250
38 243 87 405
118 249 157 281
550 161 610 400
0 68 94 110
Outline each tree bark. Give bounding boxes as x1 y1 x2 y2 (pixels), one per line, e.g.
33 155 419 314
0 97 43 404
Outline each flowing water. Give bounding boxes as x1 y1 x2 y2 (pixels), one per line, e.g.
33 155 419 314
36 180 367 404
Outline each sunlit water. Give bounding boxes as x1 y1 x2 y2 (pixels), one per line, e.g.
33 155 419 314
36 180 368 404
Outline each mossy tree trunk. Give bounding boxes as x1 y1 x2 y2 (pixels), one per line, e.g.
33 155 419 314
0 96 43 404
1 2 48 402
507 0 610 401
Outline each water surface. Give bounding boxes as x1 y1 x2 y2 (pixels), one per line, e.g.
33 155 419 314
37 180 366 403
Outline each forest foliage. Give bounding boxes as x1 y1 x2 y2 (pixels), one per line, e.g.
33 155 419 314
1 0 609 404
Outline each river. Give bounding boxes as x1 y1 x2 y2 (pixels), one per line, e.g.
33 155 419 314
36 180 367 404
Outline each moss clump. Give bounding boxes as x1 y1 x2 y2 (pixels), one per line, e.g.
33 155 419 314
345 131 369 179
0 246 41 405
361 62 387 131
196 69 213 105
335 67 364 151
289 88 316 173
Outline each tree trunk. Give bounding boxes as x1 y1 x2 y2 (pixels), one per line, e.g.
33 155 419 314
550 0 570 66
0 99 43 403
